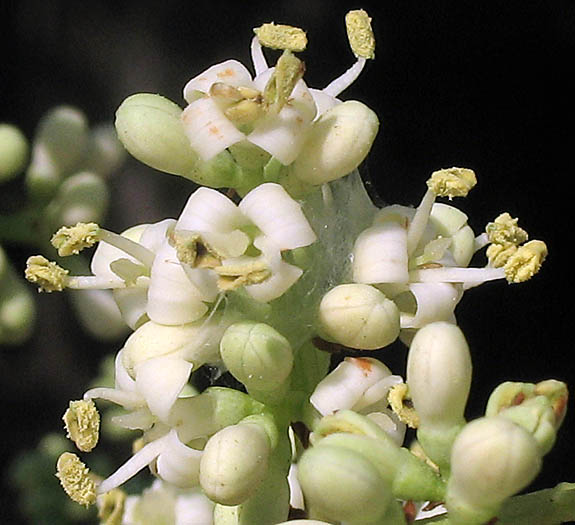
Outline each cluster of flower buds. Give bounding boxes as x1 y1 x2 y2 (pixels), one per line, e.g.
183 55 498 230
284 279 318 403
21 9 572 525
1 108 126 344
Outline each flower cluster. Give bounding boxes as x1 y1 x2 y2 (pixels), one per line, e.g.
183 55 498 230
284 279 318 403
1 107 126 344
22 9 573 525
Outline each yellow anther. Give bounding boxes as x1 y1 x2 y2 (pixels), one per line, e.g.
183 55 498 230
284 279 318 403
98 488 126 525
388 383 420 429
63 399 100 452
345 9 375 59
427 167 477 198
486 212 528 246
263 50 305 114
209 82 245 102
56 452 97 507
504 240 548 283
214 260 271 290
486 243 517 268
254 22 307 52
51 222 100 256
225 99 264 125
25 255 69 292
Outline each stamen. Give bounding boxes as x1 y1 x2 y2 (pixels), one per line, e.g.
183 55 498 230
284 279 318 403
486 212 529 246
426 167 477 198
56 452 97 507
51 222 100 256
214 259 271 290
63 399 100 452
322 58 366 97
254 22 307 52
388 383 420 429
504 240 547 283
250 36 269 76
263 50 305 114
345 9 375 59
25 255 69 292
51 222 155 267
97 433 171 494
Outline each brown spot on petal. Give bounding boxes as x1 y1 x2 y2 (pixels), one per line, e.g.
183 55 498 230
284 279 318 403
217 68 236 78
511 392 526 406
349 357 373 375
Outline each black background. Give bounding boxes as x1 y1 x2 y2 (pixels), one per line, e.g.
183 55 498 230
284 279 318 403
1 1 574 523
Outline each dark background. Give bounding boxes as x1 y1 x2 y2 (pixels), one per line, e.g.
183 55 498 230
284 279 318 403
2 0 574 523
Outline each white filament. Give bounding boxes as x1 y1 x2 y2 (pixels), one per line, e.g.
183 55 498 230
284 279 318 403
322 58 366 97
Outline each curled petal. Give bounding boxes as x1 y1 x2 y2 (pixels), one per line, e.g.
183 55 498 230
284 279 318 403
183 60 253 103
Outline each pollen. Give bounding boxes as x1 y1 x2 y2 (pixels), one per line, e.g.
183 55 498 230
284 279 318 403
388 383 420 429
25 255 69 292
426 167 477 198
486 212 528 246
56 452 97 507
254 22 307 52
345 9 375 59
63 399 100 452
51 222 101 256
504 240 548 283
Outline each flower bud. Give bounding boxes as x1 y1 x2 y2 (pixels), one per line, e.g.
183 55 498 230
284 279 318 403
291 100 379 185
407 321 472 426
0 246 36 345
297 444 391 523
200 422 271 505
46 171 109 229
318 283 400 350
446 417 542 524
83 124 126 177
0 124 29 182
486 380 568 456
220 321 294 391
115 93 199 176
406 321 472 471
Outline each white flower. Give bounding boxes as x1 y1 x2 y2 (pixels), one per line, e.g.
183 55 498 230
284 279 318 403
310 357 405 445
180 36 370 165
174 182 316 302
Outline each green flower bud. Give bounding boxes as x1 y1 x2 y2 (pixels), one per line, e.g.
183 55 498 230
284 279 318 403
291 100 379 185
446 417 542 524
25 106 89 201
46 171 109 229
0 124 29 182
406 321 472 472
486 380 568 456
297 444 391 523
200 422 271 505
498 396 558 455
317 432 445 502
115 93 199 176
220 321 293 391
318 283 400 350
83 124 126 177
0 246 35 345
